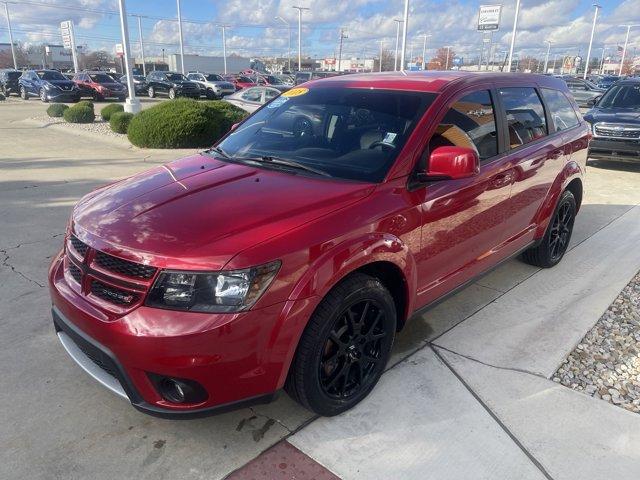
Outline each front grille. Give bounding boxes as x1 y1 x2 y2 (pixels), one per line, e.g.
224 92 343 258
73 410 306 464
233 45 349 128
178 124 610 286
94 251 157 280
70 235 89 257
594 124 640 139
90 280 140 306
68 263 82 284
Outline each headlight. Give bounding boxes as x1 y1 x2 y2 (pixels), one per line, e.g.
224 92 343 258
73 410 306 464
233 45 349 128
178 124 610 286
146 261 280 313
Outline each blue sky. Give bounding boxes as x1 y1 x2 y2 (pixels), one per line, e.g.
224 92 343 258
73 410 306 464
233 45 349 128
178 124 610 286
2 0 640 61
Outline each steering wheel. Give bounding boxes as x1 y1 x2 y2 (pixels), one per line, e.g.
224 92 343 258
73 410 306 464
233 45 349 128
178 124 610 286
368 141 396 151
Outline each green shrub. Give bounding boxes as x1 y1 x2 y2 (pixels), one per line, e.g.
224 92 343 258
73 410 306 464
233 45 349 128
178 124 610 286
109 111 134 134
63 105 95 123
47 103 69 117
76 100 94 111
127 98 248 149
101 103 124 122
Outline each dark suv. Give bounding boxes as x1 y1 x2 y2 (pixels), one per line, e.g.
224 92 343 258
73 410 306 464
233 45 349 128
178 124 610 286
145 71 200 99
0 69 22 96
584 78 640 163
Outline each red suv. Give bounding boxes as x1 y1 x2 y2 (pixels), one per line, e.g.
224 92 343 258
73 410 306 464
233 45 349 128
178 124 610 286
49 72 588 418
72 71 127 101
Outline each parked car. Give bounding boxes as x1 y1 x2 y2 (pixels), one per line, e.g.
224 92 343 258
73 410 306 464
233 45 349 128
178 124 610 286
584 78 640 163
561 77 605 107
294 71 342 85
223 74 257 91
277 74 295 86
223 86 282 113
49 72 587 418
145 71 200 99
104 72 123 84
596 75 620 90
0 69 22 96
186 72 236 99
252 74 290 92
119 74 148 95
73 72 127 101
18 69 81 102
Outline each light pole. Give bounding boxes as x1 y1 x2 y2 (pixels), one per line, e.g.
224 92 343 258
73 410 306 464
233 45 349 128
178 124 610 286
543 40 551 74
507 0 521 72
445 45 451 70
393 19 403 71
584 4 600 79
619 25 639 75
292 6 310 71
552 53 558 73
379 40 384 72
399 0 410 71
131 14 146 76
275 16 291 72
337 28 348 72
176 0 185 74
421 34 431 70
221 25 229 74
600 45 606 74
2 2 17 69
116 0 140 113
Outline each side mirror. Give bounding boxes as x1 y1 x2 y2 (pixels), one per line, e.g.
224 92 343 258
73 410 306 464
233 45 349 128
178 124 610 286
230 122 240 131
587 95 601 107
423 146 480 180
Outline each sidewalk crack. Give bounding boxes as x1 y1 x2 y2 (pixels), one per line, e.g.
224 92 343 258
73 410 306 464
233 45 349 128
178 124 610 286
1 248 46 288
248 407 294 434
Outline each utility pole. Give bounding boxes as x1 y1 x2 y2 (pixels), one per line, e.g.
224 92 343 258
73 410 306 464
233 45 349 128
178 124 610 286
221 25 229 74
379 40 384 72
292 6 310 72
275 16 291 72
116 0 140 113
399 0 410 71
552 53 558 73
600 46 606 74
176 0 185 74
445 45 451 70
584 4 600 79
393 19 402 71
507 0 521 72
2 2 17 69
337 28 348 72
131 15 146 76
543 40 551 74
619 25 639 75
421 34 431 70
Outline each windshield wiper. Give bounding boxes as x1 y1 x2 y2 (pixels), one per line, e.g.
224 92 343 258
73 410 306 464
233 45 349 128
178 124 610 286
208 146 231 159
238 155 332 178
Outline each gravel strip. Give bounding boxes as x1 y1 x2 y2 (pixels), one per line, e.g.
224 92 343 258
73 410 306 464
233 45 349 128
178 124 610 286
31 114 124 138
553 271 640 413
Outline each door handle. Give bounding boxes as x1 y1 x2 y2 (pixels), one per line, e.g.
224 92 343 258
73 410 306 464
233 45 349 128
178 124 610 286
490 172 513 188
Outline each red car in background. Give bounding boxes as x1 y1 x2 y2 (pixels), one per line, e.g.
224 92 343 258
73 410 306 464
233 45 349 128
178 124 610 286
223 74 257 91
72 71 127 101
49 72 588 419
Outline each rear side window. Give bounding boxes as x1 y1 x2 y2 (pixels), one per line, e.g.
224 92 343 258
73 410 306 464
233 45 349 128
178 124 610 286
498 87 547 149
432 90 498 161
541 88 580 132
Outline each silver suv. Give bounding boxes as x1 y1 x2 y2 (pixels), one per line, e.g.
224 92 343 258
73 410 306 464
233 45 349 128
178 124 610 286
186 72 235 99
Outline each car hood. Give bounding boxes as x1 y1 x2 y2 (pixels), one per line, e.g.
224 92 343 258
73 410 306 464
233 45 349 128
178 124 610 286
172 80 197 87
73 153 373 270
48 80 76 88
208 81 235 89
584 107 640 124
101 82 125 89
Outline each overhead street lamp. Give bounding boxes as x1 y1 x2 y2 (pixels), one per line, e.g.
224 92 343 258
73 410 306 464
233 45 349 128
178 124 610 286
619 24 640 75
130 14 147 76
379 39 384 72
116 0 140 113
421 33 431 70
584 4 601 79
507 0 522 73
543 40 552 74
292 5 310 72
445 45 451 70
399 0 410 71
2 2 17 69
221 25 229 74
393 19 403 71
176 0 185 74
275 16 291 72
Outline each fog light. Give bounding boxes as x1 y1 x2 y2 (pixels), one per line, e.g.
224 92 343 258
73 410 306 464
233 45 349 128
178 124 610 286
148 373 209 404
161 378 186 403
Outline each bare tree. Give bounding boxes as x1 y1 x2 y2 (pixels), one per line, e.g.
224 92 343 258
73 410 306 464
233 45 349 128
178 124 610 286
428 47 455 70
0 43 29 69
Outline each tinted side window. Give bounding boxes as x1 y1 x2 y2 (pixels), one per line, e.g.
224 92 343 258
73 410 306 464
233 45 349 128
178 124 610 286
541 88 580 132
498 87 547 149
241 88 262 102
432 90 498 161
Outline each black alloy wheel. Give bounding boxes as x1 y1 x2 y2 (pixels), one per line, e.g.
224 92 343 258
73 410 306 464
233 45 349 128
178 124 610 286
522 190 576 268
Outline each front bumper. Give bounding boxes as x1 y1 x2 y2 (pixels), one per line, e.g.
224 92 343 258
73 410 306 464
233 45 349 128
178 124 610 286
589 137 640 162
48 251 313 418
45 89 81 102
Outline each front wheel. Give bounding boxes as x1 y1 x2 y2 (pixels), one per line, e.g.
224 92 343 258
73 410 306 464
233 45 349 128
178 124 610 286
522 190 576 268
168 87 176 99
20 86 28 100
285 273 396 416
147 86 155 98
40 88 49 102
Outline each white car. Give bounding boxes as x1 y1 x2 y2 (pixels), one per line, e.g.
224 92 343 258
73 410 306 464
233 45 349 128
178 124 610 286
186 73 236 99
223 86 283 113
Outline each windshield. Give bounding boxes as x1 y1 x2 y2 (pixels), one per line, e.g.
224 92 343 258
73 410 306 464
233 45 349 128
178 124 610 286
7 71 21 80
37 71 66 81
597 84 640 109
214 87 435 182
166 73 187 81
89 73 115 83
205 74 223 81
266 76 284 84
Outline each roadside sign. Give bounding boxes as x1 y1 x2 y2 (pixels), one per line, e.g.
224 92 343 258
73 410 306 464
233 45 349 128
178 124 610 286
115 43 124 57
60 20 79 72
478 4 502 31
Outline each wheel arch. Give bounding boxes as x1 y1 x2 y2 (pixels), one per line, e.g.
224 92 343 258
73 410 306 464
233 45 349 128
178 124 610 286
534 161 583 237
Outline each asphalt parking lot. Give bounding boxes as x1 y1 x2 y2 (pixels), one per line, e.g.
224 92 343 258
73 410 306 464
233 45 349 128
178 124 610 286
2 99 640 480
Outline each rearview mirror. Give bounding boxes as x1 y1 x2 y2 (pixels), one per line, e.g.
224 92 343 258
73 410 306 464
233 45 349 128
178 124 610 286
423 146 480 180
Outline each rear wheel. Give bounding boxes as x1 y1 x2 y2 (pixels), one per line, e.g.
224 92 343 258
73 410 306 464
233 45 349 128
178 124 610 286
20 86 28 100
168 88 176 100
285 273 396 416
40 88 48 102
147 86 155 98
522 190 576 268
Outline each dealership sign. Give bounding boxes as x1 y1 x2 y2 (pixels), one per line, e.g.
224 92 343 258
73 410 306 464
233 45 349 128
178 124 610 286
477 4 502 31
60 20 73 48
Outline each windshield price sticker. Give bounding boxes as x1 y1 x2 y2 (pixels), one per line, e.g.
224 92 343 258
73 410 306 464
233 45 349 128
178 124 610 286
267 97 289 108
282 87 309 97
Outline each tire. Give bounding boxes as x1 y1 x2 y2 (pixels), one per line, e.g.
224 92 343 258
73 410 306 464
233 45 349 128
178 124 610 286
148 86 155 98
168 88 176 100
285 273 396 416
40 88 48 103
20 86 28 100
522 190 576 268
93 92 104 102
206 89 218 100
